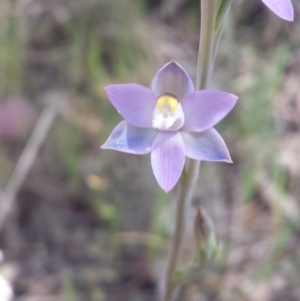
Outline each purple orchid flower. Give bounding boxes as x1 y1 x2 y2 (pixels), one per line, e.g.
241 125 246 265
102 61 238 192
262 0 294 21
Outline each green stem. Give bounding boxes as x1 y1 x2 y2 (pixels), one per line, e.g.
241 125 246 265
197 0 218 90
161 161 200 301
161 1 219 301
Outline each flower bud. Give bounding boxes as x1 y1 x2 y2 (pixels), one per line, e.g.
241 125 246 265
194 206 219 264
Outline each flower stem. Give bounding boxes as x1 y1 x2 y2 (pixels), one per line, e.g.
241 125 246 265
161 1 219 301
161 161 200 301
197 0 218 90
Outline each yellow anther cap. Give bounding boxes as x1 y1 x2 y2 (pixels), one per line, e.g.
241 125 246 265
156 94 179 112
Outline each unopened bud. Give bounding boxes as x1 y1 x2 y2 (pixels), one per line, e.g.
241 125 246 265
172 208 220 285
194 207 219 264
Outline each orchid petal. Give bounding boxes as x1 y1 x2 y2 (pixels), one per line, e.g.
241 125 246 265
102 121 157 154
151 61 195 101
262 0 294 21
105 84 156 128
181 90 238 132
182 129 232 162
151 131 185 192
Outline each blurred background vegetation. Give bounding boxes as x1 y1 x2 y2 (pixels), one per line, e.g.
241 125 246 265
0 0 299 300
